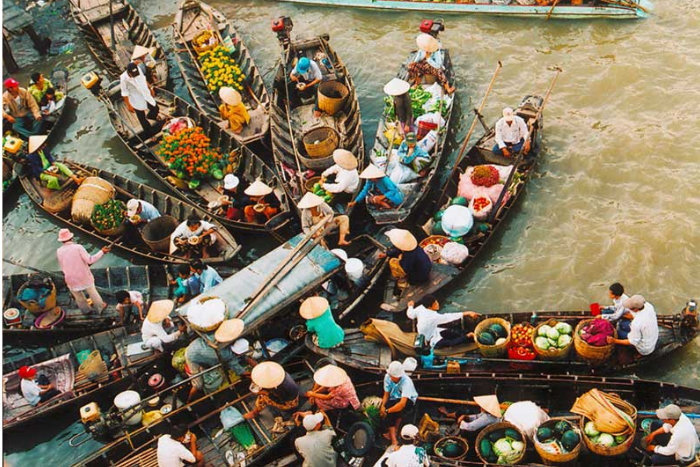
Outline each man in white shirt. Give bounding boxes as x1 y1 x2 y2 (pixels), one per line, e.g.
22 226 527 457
170 214 218 259
157 424 203 467
645 404 699 465
19 366 60 406
120 62 161 137
141 299 185 352
321 149 360 199
492 107 530 157
383 424 430 467
407 295 481 348
294 412 337 467
607 295 659 356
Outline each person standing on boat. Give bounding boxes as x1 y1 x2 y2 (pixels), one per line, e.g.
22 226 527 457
189 259 223 293
243 180 280 224
382 424 430 467
26 135 83 190
141 299 185 353
384 78 414 136
298 192 351 247
407 34 454 95
289 56 323 118
18 366 60 406
131 45 157 86
644 404 699 465
299 296 345 349
156 424 204 467
321 149 360 203
381 229 432 290
56 228 110 314
120 62 161 137
493 107 530 157
607 294 659 356
305 364 360 413
293 411 337 467
170 213 218 259
380 360 419 446
406 295 481 348
244 361 300 420
3 77 43 139
348 164 404 211
218 87 250 134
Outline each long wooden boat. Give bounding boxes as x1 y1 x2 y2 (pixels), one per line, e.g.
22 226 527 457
17 159 241 264
379 95 543 313
75 361 314 467
93 81 292 235
2 265 170 347
270 20 365 215
2 326 167 432
68 0 169 86
172 0 270 145
307 307 700 376
273 0 652 19
367 27 456 226
338 373 698 467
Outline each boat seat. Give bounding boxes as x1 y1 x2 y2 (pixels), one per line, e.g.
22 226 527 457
114 447 158 467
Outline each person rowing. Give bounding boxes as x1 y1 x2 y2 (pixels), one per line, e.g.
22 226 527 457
493 107 530 158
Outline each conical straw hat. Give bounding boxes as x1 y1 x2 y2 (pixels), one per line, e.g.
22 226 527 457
219 87 242 106
131 45 154 60
245 180 273 196
333 149 358 170
28 135 48 153
251 361 286 389
214 319 245 343
359 164 385 180
416 33 439 53
299 296 329 320
313 364 348 388
297 192 325 210
385 229 417 251
474 395 501 418
146 299 174 323
383 78 410 97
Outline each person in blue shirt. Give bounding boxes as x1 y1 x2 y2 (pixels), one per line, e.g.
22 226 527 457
380 360 418 446
397 132 431 174
189 259 222 294
126 198 161 224
348 164 404 210
170 264 195 304
289 57 323 118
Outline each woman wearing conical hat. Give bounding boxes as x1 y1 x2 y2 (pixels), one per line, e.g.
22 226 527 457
348 164 404 211
306 364 360 413
298 192 350 246
407 33 454 95
26 135 82 190
218 87 250 134
244 361 300 420
242 180 281 224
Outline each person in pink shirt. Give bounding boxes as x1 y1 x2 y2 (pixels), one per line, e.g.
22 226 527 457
56 229 111 314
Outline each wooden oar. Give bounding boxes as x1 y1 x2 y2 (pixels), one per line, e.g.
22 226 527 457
279 47 307 195
546 0 561 20
436 61 503 204
418 396 510 409
487 66 562 224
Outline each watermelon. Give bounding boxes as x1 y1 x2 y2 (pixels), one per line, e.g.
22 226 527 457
537 427 553 442
488 430 505 443
479 438 492 458
478 331 495 346
432 221 445 235
434 209 445 222
450 196 468 206
614 434 628 445
489 323 507 338
449 235 465 244
504 428 521 441
554 420 571 435
562 430 581 451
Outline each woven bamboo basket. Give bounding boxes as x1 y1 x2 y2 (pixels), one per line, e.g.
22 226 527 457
188 296 227 332
532 319 574 361
192 31 219 55
475 421 527 464
142 215 179 252
91 200 126 236
317 81 349 116
71 177 115 224
302 127 339 159
474 317 511 357
434 436 469 461
580 416 635 457
574 319 617 365
18 280 57 315
533 418 582 465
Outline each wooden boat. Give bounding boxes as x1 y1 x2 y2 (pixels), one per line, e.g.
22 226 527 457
270 19 365 215
17 159 241 264
2 265 170 347
75 361 314 467
68 0 168 86
367 26 456 226
379 95 544 313
172 0 270 145
338 373 699 467
272 0 652 19
307 306 700 376
2 326 167 432
3 157 18 196
93 81 292 235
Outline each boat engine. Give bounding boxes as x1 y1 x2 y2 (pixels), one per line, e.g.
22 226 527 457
79 402 123 441
272 16 294 44
81 71 103 96
420 19 445 38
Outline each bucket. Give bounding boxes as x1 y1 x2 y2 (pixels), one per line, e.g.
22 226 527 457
114 390 143 426
590 302 601 316
142 215 178 252
3 308 22 326
345 258 364 283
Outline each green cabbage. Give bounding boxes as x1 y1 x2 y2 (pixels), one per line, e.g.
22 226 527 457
597 433 615 447
493 438 513 457
548 338 558 347
511 440 525 452
584 421 600 437
557 334 572 348
538 325 551 337
546 327 560 340
535 336 550 349
555 322 572 335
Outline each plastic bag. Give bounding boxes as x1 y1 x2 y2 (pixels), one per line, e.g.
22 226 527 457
220 406 245 430
469 196 493 221
387 152 420 185
417 130 438 153
440 242 469 265
415 112 445 128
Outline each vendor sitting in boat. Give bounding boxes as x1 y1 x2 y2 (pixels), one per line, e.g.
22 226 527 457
289 57 323 118
380 360 418 446
115 289 145 324
189 259 223 294
157 424 204 467
141 299 186 353
39 87 63 116
3 77 44 139
28 72 61 104
384 78 414 136
300 296 345 349
407 294 481 348
348 164 404 211
397 132 431 174
606 294 659 356
381 229 432 290
26 135 83 190
384 424 431 467
243 180 280 224
170 213 218 259
440 395 503 434
19 365 60 407
171 264 197 304
294 412 338 467
320 149 360 203
306 364 360 414
244 361 300 420
126 198 161 226
493 107 530 157
218 87 250 134
408 33 455 95
216 174 250 221
644 403 699 465
299 192 351 247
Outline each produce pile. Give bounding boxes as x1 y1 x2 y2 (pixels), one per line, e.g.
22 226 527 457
383 86 449 120
199 45 245 93
159 126 224 186
582 420 630 449
479 427 525 465
311 182 333 203
534 322 573 352
91 200 126 232
536 420 581 455
508 322 536 360
477 322 508 346
432 196 490 242
471 165 500 187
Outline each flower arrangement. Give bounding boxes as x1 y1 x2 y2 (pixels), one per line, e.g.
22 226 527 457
91 200 126 231
470 165 500 187
199 45 245 93
158 126 224 182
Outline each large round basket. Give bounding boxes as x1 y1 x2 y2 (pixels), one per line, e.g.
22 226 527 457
532 319 574 361
302 127 339 161
44 186 76 213
71 177 115 224
533 418 582 465
187 296 227 332
192 31 219 55
317 81 349 116
434 436 469 461
474 317 511 357
91 200 127 236
475 421 527 465
142 215 179 252
18 279 57 316
574 319 617 366
580 416 635 457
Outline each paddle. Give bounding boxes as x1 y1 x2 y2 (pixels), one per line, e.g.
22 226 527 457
3 257 113 295
278 46 307 196
436 61 503 204
487 66 562 224
546 0 561 20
